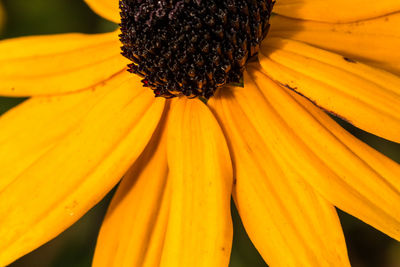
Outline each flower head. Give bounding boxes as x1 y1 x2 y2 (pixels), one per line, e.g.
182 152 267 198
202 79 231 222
119 0 273 98
0 0 400 266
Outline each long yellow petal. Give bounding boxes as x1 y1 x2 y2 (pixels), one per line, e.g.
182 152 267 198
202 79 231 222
259 38 400 143
237 66 400 243
0 31 128 96
274 0 400 23
209 86 350 267
269 13 400 75
162 98 233 267
0 77 165 265
93 120 169 267
0 71 129 191
84 0 119 24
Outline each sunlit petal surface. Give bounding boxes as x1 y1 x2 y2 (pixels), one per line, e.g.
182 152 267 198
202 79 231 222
93 121 169 267
259 38 400 143
233 66 400 242
84 0 119 24
274 0 400 22
269 13 400 75
0 74 165 266
162 98 233 267
1 0 400 266
209 82 351 266
0 31 127 97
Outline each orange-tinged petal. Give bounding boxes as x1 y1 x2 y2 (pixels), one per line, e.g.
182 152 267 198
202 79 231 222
0 76 165 265
259 38 400 143
84 0 119 24
209 86 350 267
93 117 169 267
269 13 400 75
162 98 233 267
0 31 128 97
274 0 400 23
239 66 400 242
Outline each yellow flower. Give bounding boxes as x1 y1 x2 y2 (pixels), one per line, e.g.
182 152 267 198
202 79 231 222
1 0 400 266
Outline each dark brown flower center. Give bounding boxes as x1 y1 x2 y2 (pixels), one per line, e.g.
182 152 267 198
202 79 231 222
119 0 274 99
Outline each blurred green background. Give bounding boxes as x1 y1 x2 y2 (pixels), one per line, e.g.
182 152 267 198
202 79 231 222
1 0 400 266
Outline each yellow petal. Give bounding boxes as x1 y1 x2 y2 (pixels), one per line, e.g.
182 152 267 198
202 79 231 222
93 120 169 267
0 71 129 190
269 13 400 75
84 0 119 24
0 76 165 266
209 86 350 267
237 66 400 242
259 38 400 143
162 98 233 267
0 31 128 97
274 0 400 23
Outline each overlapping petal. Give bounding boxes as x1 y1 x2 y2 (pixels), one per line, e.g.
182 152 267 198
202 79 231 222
209 84 350 266
93 122 169 267
0 0 399 266
0 31 128 96
274 0 400 23
84 0 119 24
259 38 400 143
269 13 400 75
222 66 400 244
0 74 165 266
0 73 122 191
161 98 233 267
